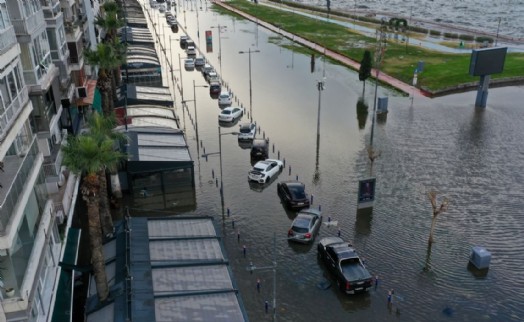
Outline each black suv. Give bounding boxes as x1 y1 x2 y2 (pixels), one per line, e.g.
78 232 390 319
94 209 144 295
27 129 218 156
250 138 268 160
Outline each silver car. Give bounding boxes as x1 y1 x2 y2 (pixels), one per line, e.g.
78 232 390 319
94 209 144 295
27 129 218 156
287 208 322 244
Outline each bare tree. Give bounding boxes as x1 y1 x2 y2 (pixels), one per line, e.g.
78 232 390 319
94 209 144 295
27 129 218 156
427 191 449 245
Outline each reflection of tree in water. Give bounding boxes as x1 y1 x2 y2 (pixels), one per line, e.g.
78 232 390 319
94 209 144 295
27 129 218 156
356 98 369 130
423 242 432 272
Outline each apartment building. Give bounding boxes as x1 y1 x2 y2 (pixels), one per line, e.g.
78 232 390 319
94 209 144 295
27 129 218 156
0 0 101 320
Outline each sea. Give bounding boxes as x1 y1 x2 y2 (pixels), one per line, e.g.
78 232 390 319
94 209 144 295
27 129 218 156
302 0 524 39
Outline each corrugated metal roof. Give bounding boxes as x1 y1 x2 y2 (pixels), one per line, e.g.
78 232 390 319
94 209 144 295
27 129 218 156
155 293 245 322
149 239 224 262
138 146 191 161
148 218 216 237
138 133 186 147
127 106 175 118
152 265 233 293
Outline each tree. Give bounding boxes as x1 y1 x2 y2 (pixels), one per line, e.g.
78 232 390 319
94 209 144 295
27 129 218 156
427 191 449 245
62 115 125 302
87 113 127 238
85 41 126 116
359 50 372 95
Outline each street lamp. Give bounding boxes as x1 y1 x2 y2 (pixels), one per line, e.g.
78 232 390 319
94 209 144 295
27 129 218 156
211 24 227 74
247 233 277 321
182 80 208 155
201 126 238 207
370 19 388 148
239 48 260 122
178 53 184 101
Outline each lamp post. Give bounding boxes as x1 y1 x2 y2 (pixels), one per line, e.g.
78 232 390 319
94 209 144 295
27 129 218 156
201 126 238 207
247 233 277 321
182 80 208 155
178 53 184 101
495 17 501 46
370 19 388 148
316 80 324 158
211 24 227 74
239 48 260 122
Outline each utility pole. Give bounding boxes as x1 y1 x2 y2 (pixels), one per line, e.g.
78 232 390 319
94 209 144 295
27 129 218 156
370 19 388 148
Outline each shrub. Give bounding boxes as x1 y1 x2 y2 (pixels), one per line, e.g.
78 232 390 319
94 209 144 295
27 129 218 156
429 30 441 36
444 32 459 39
459 34 474 41
475 36 494 43
409 26 429 34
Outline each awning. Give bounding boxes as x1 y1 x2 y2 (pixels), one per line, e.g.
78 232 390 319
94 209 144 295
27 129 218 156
76 80 97 106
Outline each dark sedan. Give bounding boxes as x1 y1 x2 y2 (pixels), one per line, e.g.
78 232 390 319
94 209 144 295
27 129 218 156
277 181 310 210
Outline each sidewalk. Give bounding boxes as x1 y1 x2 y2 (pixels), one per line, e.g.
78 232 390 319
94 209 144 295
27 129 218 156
211 0 427 97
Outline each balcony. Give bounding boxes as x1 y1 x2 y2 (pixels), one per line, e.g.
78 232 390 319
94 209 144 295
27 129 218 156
43 130 67 177
11 12 45 38
0 138 40 236
0 26 16 56
42 0 62 19
0 86 29 143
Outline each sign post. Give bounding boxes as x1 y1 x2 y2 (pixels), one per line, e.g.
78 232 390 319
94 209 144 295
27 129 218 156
357 178 376 209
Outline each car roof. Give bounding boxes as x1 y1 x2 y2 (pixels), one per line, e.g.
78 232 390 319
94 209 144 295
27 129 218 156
239 123 254 129
224 106 240 111
219 91 230 96
299 208 321 216
281 180 305 187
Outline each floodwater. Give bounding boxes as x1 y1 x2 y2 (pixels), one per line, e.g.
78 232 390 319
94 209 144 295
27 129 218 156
303 0 524 39
145 1 524 321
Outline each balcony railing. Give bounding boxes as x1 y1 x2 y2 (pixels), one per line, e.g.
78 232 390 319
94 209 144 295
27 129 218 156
11 12 45 36
43 130 67 177
0 86 29 143
0 139 39 236
0 26 16 55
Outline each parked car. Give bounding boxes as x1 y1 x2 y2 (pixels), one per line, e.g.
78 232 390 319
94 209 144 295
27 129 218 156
209 82 221 96
287 208 322 244
238 123 256 141
248 159 284 183
194 57 205 67
205 71 218 83
167 16 177 26
186 40 195 48
186 45 196 56
179 35 188 48
201 64 213 77
250 138 269 160
218 106 244 123
184 58 195 70
317 237 373 294
277 180 310 210
218 91 233 106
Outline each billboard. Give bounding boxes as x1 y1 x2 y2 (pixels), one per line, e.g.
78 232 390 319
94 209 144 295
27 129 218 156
358 178 376 204
205 30 213 53
469 47 507 76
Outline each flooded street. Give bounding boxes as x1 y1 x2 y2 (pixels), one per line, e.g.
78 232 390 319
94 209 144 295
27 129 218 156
146 1 524 321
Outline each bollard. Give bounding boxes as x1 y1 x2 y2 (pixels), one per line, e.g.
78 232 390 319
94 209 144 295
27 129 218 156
278 151 280 159
319 205 321 211
265 301 269 313
311 194 314 205
263 131 265 139
216 178 218 187
258 127 261 134
232 219 235 228
203 147 206 154
272 144 275 153
296 175 298 181
237 230 240 243
212 169 215 178
256 279 261 293
283 158 286 167
328 216 331 223
243 245 247 258
337 228 341 237
289 166 292 176
227 208 230 217
374 275 379 290
205 154 208 162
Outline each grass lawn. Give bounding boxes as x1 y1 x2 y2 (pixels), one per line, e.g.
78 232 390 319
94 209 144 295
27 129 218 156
218 0 524 93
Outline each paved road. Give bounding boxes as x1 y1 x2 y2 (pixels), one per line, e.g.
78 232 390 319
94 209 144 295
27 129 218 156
211 0 426 97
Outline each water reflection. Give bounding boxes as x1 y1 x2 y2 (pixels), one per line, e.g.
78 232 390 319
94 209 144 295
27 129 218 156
355 207 373 236
356 98 369 130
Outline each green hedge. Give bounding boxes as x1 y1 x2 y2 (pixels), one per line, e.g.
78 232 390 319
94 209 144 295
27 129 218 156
409 26 428 34
429 30 441 36
444 32 459 39
459 34 474 41
475 36 494 43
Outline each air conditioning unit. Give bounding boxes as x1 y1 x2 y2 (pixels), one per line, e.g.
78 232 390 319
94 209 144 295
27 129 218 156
56 210 65 224
76 86 87 98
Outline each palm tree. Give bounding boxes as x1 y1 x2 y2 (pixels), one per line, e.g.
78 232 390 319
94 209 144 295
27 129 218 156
85 42 126 116
96 1 123 42
62 117 125 302
87 113 127 238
